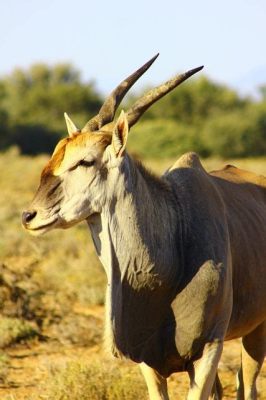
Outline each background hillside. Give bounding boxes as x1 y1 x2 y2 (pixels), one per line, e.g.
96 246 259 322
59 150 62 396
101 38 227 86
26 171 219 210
0 63 266 158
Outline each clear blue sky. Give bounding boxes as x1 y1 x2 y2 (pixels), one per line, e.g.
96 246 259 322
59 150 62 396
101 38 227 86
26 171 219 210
1 0 265 96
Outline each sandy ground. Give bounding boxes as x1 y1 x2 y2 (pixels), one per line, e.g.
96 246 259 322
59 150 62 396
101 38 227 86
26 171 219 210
0 307 265 400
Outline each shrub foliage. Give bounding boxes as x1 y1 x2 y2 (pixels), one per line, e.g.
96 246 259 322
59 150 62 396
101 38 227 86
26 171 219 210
45 360 147 400
0 63 266 158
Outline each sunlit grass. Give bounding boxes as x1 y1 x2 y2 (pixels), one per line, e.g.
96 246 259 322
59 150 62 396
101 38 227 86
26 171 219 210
44 360 147 400
0 351 9 383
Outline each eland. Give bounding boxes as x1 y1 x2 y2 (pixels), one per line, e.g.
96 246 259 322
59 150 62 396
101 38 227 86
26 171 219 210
22 55 266 399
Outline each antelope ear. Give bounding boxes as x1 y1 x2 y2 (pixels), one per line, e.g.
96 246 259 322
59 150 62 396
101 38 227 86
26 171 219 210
64 112 80 137
111 110 129 157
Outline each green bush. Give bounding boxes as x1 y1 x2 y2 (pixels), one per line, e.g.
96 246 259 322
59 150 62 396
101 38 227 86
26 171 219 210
0 63 102 154
10 123 61 155
202 104 266 158
129 76 247 125
128 119 204 159
1 63 266 158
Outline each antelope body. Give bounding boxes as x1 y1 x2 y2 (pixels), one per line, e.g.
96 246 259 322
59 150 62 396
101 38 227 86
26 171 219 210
22 55 266 399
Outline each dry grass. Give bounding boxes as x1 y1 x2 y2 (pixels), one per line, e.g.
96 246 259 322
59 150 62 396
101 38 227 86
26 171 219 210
0 317 37 348
0 352 9 383
0 148 106 345
44 359 147 400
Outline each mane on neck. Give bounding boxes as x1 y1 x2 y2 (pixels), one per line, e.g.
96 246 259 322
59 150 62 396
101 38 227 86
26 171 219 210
128 155 172 198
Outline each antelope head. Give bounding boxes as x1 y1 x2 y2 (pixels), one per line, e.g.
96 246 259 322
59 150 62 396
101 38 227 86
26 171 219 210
22 55 203 235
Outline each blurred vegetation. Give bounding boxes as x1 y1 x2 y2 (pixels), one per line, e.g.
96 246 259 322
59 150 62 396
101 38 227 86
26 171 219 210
0 63 102 154
128 77 266 158
45 360 147 400
0 351 9 383
0 317 38 348
0 63 266 158
0 149 105 349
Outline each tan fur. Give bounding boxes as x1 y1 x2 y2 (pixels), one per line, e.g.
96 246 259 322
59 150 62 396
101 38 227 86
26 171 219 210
42 132 111 176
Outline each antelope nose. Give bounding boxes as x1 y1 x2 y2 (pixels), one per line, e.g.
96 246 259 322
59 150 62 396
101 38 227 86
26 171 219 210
22 210 37 226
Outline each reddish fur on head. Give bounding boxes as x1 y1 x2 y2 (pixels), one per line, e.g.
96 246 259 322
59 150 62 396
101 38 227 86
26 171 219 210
42 132 112 177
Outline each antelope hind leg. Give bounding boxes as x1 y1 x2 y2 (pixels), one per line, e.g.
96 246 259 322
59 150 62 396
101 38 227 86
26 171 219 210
237 321 266 400
140 362 169 400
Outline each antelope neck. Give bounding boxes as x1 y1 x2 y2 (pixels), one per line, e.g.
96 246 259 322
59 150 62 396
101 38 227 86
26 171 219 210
88 154 183 291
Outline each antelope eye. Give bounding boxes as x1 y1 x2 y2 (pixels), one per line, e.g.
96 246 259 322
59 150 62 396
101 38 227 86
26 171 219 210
69 159 95 171
78 159 95 167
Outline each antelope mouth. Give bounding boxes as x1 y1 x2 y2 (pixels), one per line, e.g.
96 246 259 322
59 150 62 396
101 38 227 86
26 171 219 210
25 217 59 235
30 217 59 231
